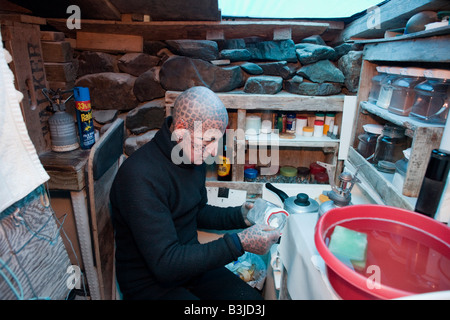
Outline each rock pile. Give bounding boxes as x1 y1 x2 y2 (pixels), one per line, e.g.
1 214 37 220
74 35 362 155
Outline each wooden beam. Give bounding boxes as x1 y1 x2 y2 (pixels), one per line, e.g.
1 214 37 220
76 31 143 52
47 19 329 42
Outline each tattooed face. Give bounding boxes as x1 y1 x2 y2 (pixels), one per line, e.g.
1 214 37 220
172 86 228 165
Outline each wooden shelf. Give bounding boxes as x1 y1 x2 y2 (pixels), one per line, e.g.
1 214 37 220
246 132 339 148
360 101 445 138
165 90 345 114
347 147 415 211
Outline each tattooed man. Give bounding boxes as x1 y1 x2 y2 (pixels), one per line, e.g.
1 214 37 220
110 86 280 300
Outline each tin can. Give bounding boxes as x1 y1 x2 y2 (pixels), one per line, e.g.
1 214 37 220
73 87 95 149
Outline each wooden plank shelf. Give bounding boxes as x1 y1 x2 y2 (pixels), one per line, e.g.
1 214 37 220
347 147 415 211
165 90 345 114
246 132 339 148
360 101 445 138
47 19 330 43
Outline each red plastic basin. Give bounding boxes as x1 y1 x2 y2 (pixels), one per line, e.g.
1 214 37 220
314 204 450 300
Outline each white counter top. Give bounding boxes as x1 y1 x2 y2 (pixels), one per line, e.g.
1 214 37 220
262 183 377 300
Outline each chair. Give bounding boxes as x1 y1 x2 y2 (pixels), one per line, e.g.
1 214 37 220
86 118 124 300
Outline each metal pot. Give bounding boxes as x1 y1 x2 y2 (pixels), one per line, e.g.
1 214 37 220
265 183 319 214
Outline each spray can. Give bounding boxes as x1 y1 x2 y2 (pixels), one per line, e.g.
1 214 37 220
73 87 95 149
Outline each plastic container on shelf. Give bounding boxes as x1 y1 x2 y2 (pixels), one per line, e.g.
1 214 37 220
373 124 407 173
314 172 329 184
303 126 314 137
368 66 389 104
392 148 411 191
313 120 324 137
409 68 450 125
356 124 384 160
310 162 326 183
280 166 298 183
376 67 403 109
297 166 310 184
244 168 258 182
388 67 426 116
295 116 307 136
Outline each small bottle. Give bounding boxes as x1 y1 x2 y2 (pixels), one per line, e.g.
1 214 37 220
324 113 335 135
313 120 324 137
415 149 450 218
286 113 296 133
217 131 232 181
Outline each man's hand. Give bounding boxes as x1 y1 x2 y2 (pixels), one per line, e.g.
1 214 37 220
240 201 254 226
237 224 280 255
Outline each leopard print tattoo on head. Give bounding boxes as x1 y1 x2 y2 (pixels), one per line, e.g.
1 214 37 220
172 86 228 134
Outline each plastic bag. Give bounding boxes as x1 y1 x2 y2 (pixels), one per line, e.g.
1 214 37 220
225 252 267 290
247 198 289 231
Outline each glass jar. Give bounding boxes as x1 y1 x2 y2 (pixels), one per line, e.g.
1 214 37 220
356 123 384 160
368 66 388 104
392 148 410 191
409 69 450 125
376 67 402 109
373 124 407 173
280 166 298 183
388 67 426 116
297 166 310 184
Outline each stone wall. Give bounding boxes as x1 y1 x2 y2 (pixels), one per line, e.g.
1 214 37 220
72 35 363 155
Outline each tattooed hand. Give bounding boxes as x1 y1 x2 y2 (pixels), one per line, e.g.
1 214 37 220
237 224 280 255
240 201 254 226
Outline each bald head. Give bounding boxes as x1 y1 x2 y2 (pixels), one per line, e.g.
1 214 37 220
172 86 228 133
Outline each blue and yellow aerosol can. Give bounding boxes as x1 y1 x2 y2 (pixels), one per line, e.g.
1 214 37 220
73 87 95 149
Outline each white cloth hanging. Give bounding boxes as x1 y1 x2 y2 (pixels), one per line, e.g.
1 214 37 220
0 27 49 212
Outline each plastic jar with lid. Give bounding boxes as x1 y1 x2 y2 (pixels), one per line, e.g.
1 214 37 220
313 120 324 137
244 168 258 182
280 166 298 183
314 172 329 184
376 67 403 109
297 166 310 184
309 162 326 183
392 148 411 191
409 69 450 124
388 67 426 116
373 124 407 173
368 66 389 104
295 116 307 136
357 123 384 160
303 126 313 137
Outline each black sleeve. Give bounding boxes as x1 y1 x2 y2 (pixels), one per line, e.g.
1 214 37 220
196 185 248 230
111 171 244 284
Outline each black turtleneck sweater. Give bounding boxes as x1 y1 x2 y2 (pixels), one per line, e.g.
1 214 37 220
110 117 246 299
